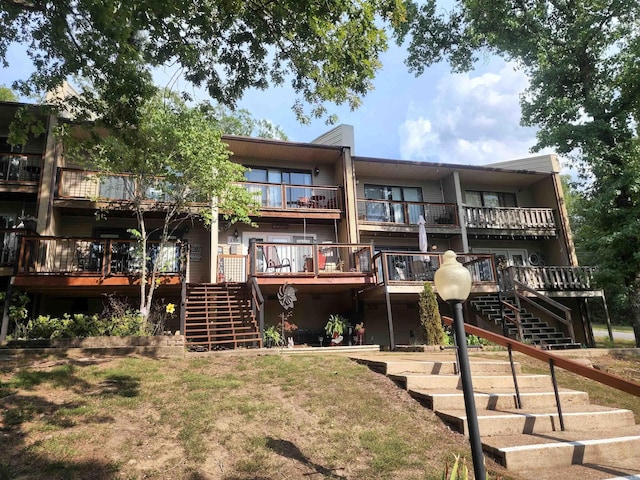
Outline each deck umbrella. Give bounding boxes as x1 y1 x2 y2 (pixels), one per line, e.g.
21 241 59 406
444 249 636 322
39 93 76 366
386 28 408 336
418 215 428 253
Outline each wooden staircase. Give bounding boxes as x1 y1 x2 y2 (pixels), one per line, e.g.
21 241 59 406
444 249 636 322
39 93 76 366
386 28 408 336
471 294 581 350
355 355 640 479
184 283 262 351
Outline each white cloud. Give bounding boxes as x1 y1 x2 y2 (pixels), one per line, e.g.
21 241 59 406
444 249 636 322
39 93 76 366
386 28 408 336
398 61 542 165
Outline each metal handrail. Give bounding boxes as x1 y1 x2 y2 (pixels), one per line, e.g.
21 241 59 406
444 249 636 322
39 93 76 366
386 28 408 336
441 316 640 397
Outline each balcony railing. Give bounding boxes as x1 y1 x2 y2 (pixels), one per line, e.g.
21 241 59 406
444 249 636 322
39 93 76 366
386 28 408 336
0 228 30 266
0 154 43 182
463 206 556 230
57 168 171 202
246 242 373 276
374 251 497 285
357 199 458 227
501 266 597 292
16 237 186 276
240 182 342 211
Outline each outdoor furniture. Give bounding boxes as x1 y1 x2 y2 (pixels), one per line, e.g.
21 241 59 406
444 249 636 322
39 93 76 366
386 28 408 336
264 245 291 272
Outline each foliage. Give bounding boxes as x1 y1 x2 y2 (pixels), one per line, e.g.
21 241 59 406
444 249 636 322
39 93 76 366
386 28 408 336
419 282 444 345
442 454 468 480
62 92 258 322
397 0 640 345
264 325 284 347
13 311 146 340
1 0 407 127
324 314 349 336
0 85 17 101
200 104 288 140
7 296 175 340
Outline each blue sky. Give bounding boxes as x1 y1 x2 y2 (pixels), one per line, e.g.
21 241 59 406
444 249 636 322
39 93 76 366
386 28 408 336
1 40 551 167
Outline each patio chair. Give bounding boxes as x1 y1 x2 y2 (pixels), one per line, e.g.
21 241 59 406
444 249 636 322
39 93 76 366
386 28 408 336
264 245 291 272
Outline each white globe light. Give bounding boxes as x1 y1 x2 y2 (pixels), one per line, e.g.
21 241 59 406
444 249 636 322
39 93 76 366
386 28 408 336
434 250 472 301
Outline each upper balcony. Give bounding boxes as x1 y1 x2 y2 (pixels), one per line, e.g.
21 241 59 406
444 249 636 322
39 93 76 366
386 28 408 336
0 154 43 194
239 182 343 219
463 206 557 237
357 199 459 232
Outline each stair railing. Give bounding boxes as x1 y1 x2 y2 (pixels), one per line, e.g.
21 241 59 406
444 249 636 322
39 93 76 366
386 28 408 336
248 276 264 346
500 299 525 341
513 280 574 342
442 316 640 432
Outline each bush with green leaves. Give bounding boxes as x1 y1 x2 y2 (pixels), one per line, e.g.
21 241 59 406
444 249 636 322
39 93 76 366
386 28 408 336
419 282 444 345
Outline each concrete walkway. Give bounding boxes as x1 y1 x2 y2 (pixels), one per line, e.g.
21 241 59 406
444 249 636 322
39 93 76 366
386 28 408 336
593 328 636 342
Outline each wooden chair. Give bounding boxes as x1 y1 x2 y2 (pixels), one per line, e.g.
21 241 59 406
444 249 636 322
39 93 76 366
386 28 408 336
264 245 291 272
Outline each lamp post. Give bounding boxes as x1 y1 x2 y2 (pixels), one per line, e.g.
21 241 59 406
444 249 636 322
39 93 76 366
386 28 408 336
434 250 486 480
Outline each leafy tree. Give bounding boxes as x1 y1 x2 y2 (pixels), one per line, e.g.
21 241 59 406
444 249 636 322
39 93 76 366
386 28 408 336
398 0 640 345
201 104 288 140
1 0 406 127
62 93 258 325
419 282 444 345
0 85 17 101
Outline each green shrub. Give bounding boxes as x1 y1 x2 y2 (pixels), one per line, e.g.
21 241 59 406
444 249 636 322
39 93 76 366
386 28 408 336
419 282 444 345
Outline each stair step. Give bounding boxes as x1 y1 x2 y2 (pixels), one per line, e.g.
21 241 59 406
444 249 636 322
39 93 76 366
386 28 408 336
436 405 635 436
482 426 640 470
382 360 520 376
391 373 552 390
409 387 590 410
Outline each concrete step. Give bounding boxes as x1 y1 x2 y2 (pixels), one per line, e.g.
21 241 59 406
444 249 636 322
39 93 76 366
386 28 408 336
390 373 552 391
481 425 640 470
511 457 640 480
409 387 590 410
381 360 521 376
436 405 635 437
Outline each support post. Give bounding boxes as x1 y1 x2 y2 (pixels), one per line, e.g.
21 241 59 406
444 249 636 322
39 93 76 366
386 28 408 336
549 358 565 431
450 300 486 480
384 287 395 350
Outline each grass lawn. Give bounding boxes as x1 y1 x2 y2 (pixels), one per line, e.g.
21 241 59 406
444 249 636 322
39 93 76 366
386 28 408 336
0 352 519 480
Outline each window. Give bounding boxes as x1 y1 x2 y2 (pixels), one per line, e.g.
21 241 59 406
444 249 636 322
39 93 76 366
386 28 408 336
244 166 313 207
363 184 423 224
465 190 517 207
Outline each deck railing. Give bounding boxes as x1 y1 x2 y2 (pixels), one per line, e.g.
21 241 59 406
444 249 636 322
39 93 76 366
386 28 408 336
240 182 342 211
57 168 172 201
16 236 185 276
463 206 556 230
246 241 373 276
373 251 497 285
357 199 458 227
501 265 597 291
0 154 43 182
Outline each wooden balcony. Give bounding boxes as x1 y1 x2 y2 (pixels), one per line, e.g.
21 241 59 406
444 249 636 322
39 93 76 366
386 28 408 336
374 251 497 285
14 236 186 291
463 206 557 236
501 265 600 296
357 199 458 229
0 154 43 194
218 242 376 290
240 182 343 219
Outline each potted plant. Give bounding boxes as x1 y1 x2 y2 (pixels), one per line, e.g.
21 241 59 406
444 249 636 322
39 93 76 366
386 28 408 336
324 314 349 346
264 325 284 348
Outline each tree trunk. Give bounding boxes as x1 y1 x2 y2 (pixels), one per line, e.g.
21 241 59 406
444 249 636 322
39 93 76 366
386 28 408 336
629 275 640 347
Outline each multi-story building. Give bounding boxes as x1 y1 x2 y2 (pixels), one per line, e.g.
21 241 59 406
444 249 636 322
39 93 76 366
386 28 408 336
0 104 606 350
